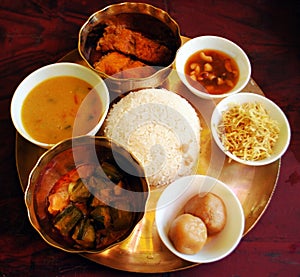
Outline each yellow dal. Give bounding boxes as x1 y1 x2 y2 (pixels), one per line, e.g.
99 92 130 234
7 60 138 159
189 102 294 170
21 76 103 144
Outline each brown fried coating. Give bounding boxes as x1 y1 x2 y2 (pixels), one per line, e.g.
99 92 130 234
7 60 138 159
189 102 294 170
94 52 156 78
96 25 171 65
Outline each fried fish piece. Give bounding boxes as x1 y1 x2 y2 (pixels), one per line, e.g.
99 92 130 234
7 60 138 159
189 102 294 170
96 25 172 65
94 51 156 78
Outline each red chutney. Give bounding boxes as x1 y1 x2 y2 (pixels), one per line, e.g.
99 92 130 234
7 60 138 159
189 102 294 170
184 49 239 95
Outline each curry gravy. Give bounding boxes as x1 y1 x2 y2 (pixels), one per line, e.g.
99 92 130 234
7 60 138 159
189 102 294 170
185 49 239 95
21 76 102 144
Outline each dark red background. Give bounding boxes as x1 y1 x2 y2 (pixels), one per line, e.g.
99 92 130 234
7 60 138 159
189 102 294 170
1 1 299 276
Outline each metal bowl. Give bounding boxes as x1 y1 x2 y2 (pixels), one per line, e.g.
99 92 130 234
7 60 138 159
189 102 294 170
25 136 149 253
78 2 181 93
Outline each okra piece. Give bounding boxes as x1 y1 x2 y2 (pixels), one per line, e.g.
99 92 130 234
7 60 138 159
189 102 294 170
53 204 82 236
90 206 111 229
68 178 91 202
72 218 96 248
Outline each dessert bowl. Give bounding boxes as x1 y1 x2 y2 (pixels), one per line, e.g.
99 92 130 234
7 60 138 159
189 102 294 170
156 175 244 263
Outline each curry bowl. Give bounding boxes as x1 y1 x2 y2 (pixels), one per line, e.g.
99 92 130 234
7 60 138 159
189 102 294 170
78 2 182 93
24 136 149 253
175 35 251 99
11 62 110 149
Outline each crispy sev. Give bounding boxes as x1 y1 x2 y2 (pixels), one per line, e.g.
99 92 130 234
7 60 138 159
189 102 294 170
217 102 280 161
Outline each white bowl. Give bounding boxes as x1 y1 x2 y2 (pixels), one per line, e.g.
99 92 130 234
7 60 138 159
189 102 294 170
11 62 110 148
211 92 291 166
175 35 251 99
156 175 245 263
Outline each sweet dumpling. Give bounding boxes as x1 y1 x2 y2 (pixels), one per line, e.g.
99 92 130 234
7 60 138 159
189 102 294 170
184 192 227 235
168 213 207 255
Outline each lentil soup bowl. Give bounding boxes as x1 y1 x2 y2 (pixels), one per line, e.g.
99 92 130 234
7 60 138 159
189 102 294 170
11 62 110 149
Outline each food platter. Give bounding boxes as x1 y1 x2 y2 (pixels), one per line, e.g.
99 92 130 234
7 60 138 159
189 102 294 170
16 37 280 273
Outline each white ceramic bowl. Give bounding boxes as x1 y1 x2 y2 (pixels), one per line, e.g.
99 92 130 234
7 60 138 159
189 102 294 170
156 175 245 263
175 36 251 99
11 62 110 148
211 92 291 166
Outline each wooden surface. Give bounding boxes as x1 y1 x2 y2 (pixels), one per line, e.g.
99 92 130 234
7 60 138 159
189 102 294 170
0 0 299 276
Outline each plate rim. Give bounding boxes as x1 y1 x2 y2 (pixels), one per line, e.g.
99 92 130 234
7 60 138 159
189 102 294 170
15 36 281 273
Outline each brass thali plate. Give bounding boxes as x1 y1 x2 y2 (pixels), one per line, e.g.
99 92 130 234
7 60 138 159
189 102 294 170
16 37 280 273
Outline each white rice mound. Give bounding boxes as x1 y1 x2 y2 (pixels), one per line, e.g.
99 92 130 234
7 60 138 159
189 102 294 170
104 88 201 187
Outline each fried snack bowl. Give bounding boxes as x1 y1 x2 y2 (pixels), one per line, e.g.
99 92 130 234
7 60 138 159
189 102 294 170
25 136 149 253
211 92 291 166
78 2 182 93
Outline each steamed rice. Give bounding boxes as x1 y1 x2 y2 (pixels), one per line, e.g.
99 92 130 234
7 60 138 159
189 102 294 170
104 88 201 187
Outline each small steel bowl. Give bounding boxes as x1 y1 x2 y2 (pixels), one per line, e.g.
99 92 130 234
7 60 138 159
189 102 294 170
78 2 181 93
25 136 149 253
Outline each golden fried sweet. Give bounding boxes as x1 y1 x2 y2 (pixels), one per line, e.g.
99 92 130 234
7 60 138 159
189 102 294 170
184 192 227 235
168 214 207 255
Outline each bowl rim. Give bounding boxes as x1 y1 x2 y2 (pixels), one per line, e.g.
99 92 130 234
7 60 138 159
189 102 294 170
10 62 110 149
155 174 245 263
77 2 182 82
210 92 291 166
175 35 251 99
24 135 150 254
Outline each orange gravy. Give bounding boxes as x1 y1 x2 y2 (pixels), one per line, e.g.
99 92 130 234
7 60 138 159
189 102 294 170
22 76 102 144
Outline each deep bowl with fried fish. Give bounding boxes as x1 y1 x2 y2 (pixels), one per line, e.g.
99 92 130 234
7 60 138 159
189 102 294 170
78 2 181 93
